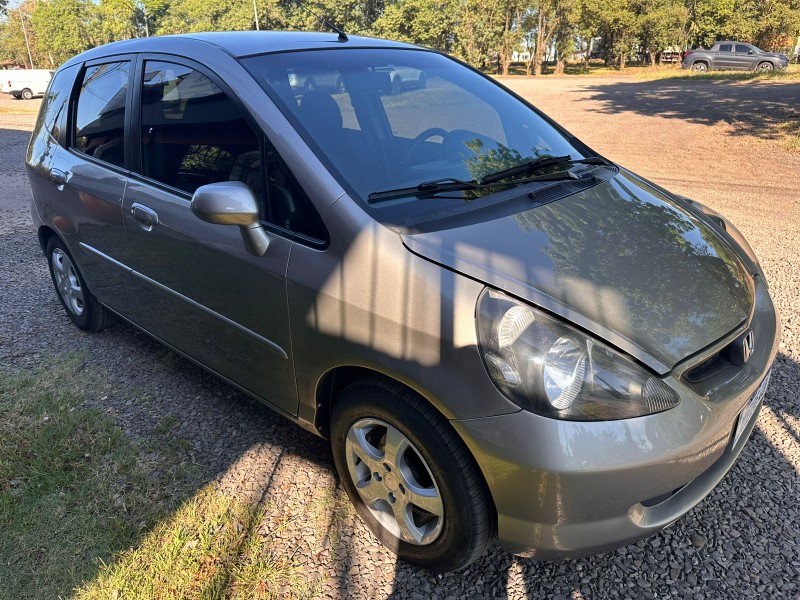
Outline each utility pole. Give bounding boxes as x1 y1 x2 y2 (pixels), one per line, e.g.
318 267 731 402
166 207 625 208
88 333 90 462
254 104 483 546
19 7 35 69
252 0 260 30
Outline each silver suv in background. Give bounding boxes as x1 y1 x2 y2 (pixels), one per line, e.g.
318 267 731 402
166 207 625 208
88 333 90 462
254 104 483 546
27 32 779 572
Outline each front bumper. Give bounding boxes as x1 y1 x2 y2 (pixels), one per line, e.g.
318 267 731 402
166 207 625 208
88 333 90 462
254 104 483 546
453 277 779 559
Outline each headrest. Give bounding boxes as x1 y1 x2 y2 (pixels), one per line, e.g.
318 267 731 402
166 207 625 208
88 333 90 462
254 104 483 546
298 91 343 131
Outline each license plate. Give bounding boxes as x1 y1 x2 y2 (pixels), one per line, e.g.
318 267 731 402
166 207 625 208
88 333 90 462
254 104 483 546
733 370 771 447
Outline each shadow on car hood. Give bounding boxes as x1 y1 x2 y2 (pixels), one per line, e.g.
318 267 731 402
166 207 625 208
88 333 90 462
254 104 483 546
402 171 754 374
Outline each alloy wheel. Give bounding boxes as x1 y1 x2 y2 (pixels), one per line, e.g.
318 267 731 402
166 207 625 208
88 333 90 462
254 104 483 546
52 248 85 316
344 418 444 545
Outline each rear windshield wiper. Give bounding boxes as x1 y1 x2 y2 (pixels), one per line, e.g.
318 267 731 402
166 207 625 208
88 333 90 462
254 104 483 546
479 155 610 185
368 177 479 203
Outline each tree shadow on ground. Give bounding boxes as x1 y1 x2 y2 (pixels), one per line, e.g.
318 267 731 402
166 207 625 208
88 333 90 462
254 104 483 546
580 78 800 141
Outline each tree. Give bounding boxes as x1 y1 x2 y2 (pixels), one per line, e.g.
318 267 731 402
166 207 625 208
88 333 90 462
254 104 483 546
30 0 93 66
0 1 42 68
455 0 506 70
374 0 459 52
581 0 638 69
635 0 687 64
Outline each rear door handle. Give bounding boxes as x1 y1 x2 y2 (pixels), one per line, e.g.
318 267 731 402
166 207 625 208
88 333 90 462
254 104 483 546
131 203 159 231
49 168 68 186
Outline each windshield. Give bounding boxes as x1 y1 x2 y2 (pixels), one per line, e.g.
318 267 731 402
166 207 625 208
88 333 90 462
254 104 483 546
240 48 584 222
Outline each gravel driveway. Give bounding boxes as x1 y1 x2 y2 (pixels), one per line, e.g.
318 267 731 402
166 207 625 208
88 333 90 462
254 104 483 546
1 76 799 598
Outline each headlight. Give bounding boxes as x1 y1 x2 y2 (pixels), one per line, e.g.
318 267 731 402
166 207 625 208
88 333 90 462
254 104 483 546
477 289 679 420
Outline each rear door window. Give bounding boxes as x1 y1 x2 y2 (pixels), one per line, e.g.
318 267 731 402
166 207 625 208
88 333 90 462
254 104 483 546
73 61 130 168
735 45 751 53
718 45 732 52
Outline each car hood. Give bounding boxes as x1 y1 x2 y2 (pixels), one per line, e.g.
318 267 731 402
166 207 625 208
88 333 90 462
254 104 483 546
401 171 755 374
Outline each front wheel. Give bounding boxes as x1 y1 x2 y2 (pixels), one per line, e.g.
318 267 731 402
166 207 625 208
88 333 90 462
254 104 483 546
757 61 774 72
21 88 33 100
331 379 494 572
46 237 117 332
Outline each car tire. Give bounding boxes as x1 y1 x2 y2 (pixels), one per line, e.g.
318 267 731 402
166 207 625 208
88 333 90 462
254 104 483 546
691 62 708 72
21 88 33 100
46 237 118 332
12 94 21 100
756 61 774 72
330 378 495 572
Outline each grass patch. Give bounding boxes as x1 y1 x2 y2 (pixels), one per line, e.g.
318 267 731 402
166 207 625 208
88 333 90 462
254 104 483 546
0 353 318 599
632 63 800 82
777 119 800 151
0 102 40 116
0 354 198 598
493 62 800 81
76 486 319 600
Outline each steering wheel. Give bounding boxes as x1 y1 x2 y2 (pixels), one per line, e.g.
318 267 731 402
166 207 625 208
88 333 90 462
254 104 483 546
403 127 449 165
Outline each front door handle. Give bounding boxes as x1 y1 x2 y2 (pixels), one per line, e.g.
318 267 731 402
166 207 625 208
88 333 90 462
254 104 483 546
131 203 159 231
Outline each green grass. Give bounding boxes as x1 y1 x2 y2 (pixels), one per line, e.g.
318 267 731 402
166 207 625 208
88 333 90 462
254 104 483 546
777 119 800 151
0 353 320 599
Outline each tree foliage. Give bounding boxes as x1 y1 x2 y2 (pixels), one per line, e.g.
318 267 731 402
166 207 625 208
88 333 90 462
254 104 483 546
0 0 798 71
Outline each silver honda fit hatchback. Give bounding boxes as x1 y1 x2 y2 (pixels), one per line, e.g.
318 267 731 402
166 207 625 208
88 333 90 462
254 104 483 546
27 31 779 572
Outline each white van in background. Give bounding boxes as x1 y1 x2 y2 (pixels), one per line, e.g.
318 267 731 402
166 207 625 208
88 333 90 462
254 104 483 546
0 69 54 100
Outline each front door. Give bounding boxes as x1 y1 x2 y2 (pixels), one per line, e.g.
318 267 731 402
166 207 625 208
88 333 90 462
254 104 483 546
119 57 299 415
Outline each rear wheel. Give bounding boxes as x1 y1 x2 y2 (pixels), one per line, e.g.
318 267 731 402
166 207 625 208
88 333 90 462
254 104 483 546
691 62 708 72
757 61 774 72
331 379 494 572
21 88 33 100
46 237 117 332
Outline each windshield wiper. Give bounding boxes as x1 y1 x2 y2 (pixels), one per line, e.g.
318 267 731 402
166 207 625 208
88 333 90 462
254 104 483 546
368 177 479 203
479 155 610 185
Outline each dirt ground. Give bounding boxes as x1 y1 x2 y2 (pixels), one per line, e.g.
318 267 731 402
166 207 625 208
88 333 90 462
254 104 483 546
1 76 799 598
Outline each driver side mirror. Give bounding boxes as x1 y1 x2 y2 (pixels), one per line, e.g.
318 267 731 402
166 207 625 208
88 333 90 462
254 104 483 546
190 181 270 257
748 50 755 54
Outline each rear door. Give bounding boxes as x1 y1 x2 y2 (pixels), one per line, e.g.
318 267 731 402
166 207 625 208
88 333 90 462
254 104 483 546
715 44 734 69
36 58 134 311
118 55 299 415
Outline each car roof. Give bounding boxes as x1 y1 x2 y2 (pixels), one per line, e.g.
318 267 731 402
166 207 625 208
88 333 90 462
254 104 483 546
63 31 422 67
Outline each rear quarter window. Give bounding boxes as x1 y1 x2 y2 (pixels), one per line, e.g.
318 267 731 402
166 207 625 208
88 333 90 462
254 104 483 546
27 63 80 166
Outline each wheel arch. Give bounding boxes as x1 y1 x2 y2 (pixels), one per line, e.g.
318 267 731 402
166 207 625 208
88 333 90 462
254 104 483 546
314 365 458 438
37 224 59 254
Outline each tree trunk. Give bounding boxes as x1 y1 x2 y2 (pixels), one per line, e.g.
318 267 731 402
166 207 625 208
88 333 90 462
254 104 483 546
534 12 545 76
555 56 565 74
619 52 626 71
501 9 511 76
649 51 657 66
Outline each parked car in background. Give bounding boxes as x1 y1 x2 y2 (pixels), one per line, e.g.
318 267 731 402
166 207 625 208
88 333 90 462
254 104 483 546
1 69 54 99
375 64 427 94
682 42 789 72
287 67 345 93
28 31 779 572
